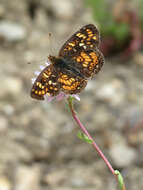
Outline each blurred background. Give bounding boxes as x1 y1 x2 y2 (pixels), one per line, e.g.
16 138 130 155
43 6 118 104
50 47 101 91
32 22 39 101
0 0 143 189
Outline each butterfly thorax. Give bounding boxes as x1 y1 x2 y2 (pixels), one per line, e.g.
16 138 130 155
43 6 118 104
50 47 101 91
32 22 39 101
48 55 84 78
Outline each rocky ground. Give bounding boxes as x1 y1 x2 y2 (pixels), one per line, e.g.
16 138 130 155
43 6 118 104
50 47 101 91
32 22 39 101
0 0 143 190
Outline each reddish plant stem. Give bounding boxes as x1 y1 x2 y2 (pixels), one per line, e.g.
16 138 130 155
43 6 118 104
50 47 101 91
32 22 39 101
123 184 126 190
68 98 117 179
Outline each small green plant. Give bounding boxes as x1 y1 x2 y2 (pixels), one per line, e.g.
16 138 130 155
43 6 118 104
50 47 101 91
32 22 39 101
84 0 130 43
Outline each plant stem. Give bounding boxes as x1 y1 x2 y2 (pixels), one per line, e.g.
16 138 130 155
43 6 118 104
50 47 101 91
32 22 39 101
67 97 126 190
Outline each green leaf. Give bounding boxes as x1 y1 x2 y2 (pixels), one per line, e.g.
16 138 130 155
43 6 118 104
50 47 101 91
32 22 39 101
77 131 93 144
114 170 125 190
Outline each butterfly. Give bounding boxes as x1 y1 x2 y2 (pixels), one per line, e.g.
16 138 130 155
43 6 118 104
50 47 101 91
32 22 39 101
31 24 104 100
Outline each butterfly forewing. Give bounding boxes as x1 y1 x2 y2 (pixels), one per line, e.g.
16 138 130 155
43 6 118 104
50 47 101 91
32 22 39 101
59 24 100 57
71 48 104 78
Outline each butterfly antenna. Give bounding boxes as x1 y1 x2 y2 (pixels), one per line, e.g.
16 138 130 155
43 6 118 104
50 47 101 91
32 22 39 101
26 57 47 66
26 33 54 66
48 32 57 56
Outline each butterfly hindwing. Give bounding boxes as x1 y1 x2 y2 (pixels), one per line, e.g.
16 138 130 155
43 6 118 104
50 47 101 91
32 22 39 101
57 70 87 94
31 65 60 100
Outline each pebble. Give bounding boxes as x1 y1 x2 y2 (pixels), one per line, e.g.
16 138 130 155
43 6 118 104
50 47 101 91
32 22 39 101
0 77 22 98
2 104 15 116
133 52 143 66
15 165 40 190
0 140 33 163
44 169 68 186
109 142 137 167
0 21 26 42
0 116 8 131
50 0 74 20
0 176 11 190
85 80 95 91
124 106 143 128
0 5 5 18
96 79 125 106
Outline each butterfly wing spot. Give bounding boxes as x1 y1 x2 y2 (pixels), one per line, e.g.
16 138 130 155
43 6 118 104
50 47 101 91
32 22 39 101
42 90 45 94
79 43 84 46
60 74 68 80
43 72 51 78
88 34 93 37
68 42 76 47
62 85 71 90
89 52 98 62
76 33 86 39
86 28 90 32
70 78 75 82
48 80 52 85
36 82 45 89
76 56 84 62
93 36 97 40
87 30 92 33
43 73 48 78
89 65 95 71
83 64 88 67
52 82 58 86
64 46 72 51
34 90 38 94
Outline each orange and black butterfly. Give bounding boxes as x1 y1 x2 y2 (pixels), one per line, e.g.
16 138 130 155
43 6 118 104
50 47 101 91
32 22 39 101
31 24 104 100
